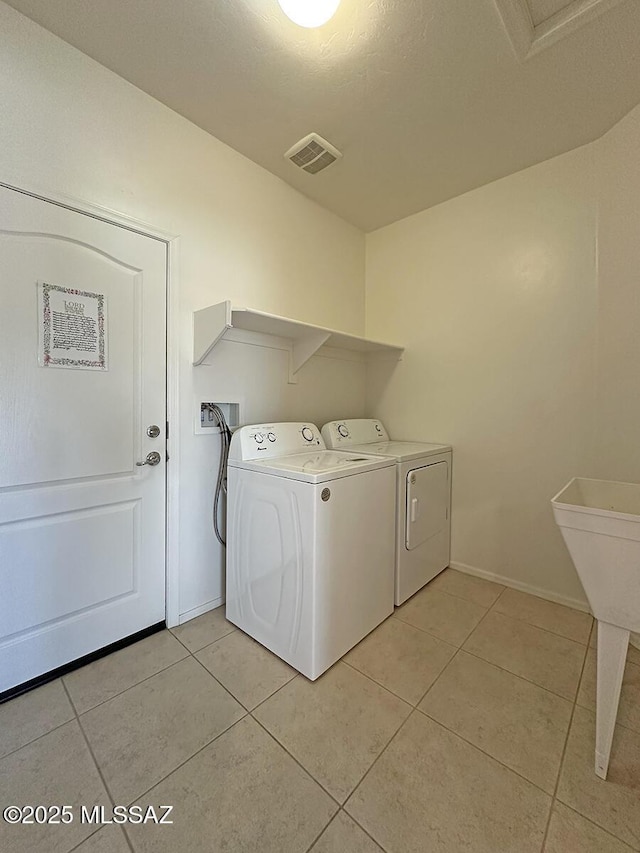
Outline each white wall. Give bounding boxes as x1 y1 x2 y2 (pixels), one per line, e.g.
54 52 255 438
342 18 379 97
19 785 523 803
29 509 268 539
594 106 640 484
0 3 367 622
366 104 640 609
366 147 599 607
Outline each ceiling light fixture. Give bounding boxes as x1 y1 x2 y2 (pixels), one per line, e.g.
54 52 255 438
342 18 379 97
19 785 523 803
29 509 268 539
277 0 341 28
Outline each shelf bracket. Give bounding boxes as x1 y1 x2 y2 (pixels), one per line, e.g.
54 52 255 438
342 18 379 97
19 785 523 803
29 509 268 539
288 331 331 384
193 301 232 365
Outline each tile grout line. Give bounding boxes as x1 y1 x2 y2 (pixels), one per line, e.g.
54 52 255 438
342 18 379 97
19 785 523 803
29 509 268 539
102 646 255 808
122 826 136 853
70 653 250 814
539 636 591 852
302 808 386 853
391 611 482 647
187 650 261 714
112 711 250 810
347 598 582 726
248 713 343 809
339 656 437 710
490 584 509 607
0 631 237 763
486 584 594 644
458 645 580 704
327 615 639 849
407 602 570 800
246 672 301 716
481 605 593 649
414 701 559 799
397 580 593 648
64 649 191 717
0 642 197 760
168 622 236 656
346 610 598 714
339 810 388 853
302 810 339 853
60 679 137 853
0 714 75 763
412 592 501 705
336 599 588 805
421 578 507 610
553 800 639 850
411 642 479 711
167 629 195 655
249 662 414 813
546 643 640 850
66 828 112 853
189 629 299 713
339 708 423 830
0 626 286 763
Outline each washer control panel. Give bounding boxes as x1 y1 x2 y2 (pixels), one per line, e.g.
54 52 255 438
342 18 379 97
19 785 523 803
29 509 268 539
321 419 389 448
229 422 324 461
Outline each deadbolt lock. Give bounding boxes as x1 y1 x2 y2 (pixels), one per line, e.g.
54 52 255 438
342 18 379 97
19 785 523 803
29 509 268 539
147 425 161 438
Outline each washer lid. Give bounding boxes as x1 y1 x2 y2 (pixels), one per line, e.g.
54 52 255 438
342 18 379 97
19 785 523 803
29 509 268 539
229 450 393 483
340 441 451 462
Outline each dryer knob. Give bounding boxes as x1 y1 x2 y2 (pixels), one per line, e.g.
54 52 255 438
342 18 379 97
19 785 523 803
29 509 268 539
254 433 264 443
301 427 314 442
337 424 349 438
267 432 276 442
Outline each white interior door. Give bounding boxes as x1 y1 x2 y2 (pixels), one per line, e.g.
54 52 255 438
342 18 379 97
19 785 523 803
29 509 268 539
0 186 167 694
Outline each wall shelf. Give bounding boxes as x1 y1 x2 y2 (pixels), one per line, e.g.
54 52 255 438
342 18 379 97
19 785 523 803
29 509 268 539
193 301 403 380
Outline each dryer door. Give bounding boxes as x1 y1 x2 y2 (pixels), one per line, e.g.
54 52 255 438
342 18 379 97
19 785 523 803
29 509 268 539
406 461 449 550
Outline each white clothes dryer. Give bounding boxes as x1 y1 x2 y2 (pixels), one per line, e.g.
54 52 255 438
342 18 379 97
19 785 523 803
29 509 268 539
321 419 452 605
226 422 396 680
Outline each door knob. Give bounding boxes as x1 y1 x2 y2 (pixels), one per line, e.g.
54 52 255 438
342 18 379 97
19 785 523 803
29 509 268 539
136 451 162 467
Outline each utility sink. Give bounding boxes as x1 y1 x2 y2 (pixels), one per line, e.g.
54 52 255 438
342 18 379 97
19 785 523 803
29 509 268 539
552 477 640 779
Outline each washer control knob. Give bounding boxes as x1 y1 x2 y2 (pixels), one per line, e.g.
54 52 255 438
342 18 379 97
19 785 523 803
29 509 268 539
337 424 349 438
375 423 383 433
301 427 314 442
267 432 276 442
254 433 264 444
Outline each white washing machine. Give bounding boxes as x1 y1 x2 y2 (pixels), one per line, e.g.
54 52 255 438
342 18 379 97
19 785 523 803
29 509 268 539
321 419 452 606
226 422 396 680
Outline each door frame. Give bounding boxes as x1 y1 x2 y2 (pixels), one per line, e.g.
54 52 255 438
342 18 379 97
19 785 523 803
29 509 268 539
0 180 181 629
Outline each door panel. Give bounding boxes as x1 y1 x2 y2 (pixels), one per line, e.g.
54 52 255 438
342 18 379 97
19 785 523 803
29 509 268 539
0 186 167 693
2 501 137 636
406 461 449 551
1 238 140 486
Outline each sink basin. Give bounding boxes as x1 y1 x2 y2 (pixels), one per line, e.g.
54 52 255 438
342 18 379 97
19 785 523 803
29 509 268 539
552 477 640 779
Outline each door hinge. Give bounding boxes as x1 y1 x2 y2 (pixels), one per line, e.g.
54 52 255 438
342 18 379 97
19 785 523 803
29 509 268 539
166 421 169 439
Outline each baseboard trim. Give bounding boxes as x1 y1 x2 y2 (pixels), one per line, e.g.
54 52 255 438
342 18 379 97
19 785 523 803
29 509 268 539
449 561 591 614
178 596 224 625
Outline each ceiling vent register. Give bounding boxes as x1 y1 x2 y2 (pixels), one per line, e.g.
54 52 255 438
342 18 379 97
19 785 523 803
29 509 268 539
285 133 342 174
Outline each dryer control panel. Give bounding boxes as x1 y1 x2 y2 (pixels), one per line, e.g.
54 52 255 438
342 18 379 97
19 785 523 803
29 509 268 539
229 422 324 461
321 419 389 448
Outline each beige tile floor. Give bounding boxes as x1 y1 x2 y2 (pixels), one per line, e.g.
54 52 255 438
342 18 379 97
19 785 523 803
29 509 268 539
2 569 640 852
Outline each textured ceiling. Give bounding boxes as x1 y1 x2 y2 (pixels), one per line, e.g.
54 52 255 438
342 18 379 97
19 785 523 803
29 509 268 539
5 0 640 231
